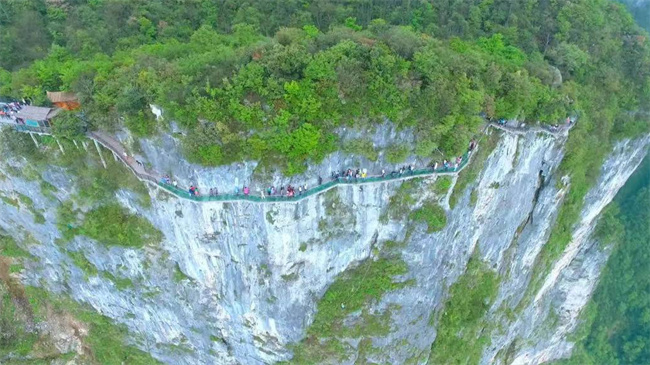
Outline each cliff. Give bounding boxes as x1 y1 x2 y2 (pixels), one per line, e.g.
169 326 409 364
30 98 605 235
0 125 648 364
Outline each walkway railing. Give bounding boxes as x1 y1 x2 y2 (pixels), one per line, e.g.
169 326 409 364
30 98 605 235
3 118 571 204
156 151 471 203
12 124 52 135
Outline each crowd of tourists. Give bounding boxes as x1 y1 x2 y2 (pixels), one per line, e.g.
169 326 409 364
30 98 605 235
0 100 27 120
159 138 479 200
155 116 575 201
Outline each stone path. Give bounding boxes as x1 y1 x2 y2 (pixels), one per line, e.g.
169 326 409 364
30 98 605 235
4 121 569 204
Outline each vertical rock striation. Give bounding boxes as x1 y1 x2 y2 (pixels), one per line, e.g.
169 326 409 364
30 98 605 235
0 128 647 364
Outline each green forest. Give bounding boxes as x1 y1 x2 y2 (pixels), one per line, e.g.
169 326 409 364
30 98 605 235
560 155 650 364
0 0 649 175
0 1 650 364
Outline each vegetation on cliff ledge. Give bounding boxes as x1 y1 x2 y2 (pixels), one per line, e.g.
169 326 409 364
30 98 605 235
284 251 411 364
428 254 500 364
80 204 162 248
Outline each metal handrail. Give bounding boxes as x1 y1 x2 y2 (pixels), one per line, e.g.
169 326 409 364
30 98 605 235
5 119 572 204
156 151 471 203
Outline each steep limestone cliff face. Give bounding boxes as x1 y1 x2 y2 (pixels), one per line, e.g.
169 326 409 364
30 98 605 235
0 127 647 364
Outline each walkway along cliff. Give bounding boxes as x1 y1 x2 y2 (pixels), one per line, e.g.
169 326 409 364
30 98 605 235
1 117 572 204
0 118 645 365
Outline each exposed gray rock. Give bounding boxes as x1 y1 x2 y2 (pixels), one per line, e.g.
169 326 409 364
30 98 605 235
0 126 647 365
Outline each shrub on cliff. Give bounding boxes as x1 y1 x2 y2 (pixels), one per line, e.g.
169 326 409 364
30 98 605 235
80 204 162 247
410 201 447 233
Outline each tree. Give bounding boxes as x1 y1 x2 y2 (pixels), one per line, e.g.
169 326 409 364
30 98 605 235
51 111 87 139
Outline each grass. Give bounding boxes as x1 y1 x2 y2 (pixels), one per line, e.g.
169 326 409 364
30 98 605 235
409 202 447 233
1 194 19 207
67 250 98 278
285 256 411 364
281 273 299 281
428 255 499 364
56 201 80 242
16 193 45 224
470 189 479 206
0 234 29 258
173 263 191 282
39 180 58 200
80 204 163 248
449 131 500 208
384 145 410 164
265 210 277 225
0 290 39 358
299 242 307 252
433 176 453 196
342 138 379 162
102 271 135 290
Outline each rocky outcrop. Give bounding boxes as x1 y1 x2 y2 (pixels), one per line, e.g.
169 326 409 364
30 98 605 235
0 126 647 364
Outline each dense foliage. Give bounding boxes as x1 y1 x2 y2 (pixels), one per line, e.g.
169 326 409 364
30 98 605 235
429 254 499 364
561 157 650 365
1 0 648 174
1 1 649 363
409 201 447 233
285 254 411 364
80 204 162 248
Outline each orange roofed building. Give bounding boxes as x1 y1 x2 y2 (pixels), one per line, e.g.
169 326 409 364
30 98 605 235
46 91 80 110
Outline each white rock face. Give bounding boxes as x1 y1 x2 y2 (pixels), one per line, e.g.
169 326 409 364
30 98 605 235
0 128 647 365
